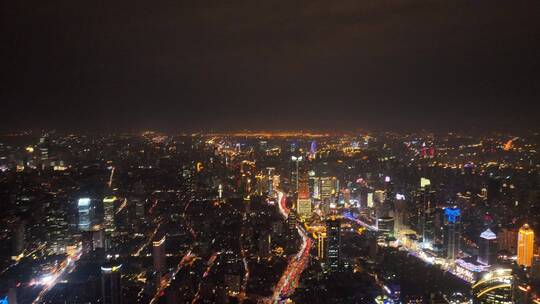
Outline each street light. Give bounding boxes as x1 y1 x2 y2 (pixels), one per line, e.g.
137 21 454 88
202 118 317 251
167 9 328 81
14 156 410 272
291 156 303 192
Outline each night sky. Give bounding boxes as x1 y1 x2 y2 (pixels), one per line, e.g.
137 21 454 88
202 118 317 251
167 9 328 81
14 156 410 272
2 0 540 132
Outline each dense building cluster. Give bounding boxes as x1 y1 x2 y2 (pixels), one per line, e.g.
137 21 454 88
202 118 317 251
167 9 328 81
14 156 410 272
0 130 539 303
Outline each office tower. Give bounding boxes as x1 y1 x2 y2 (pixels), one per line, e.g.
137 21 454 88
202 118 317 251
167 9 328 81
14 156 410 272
267 167 275 195
326 217 341 271
81 231 94 255
416 188 436 245
378 216 395 239
11 220 25 261
258 232 271 259
444 207 461 260
297 198 312 220
393 194 407 233
287 212 297 231
472 269 512 304
291 155 303 192
78 198 94 231
101 263 123 304
103 196 117 235
367 192 374 208
297 176 312 220
320 177 338 200
478 228 498 266
38 135 50 169
310 176 320 199
133 197 145 222
497 228 518 254
45 200 69 255
93 226 105 249
153 235 166 273
317 232 326 260
517 224 535 267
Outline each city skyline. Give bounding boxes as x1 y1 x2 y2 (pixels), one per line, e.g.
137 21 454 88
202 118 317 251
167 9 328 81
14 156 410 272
2 0 540 303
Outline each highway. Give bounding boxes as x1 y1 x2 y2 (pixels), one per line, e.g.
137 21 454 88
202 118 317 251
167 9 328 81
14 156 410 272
343 211 378 231
270 191 312 303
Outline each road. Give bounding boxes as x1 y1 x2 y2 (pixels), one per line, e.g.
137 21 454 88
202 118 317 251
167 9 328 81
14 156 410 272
31 247 82 304
149 250 194 304
343 211 378 231
342 210 475 284
191 251 220 304
270 190 312 303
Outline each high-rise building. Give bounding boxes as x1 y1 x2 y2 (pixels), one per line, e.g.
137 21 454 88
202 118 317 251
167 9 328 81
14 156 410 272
416 189 436 245
393 194 407 233
317 232 326 260
296 177 312 220
81 231 94 255
153 235 166 273
320 177 338 200
326 218 341 271
103 196 117 235
287 212 297 232
478 228 498 266
444 207 461 261
497 228 518 254
45 200 69 255
78 198 94 231
11 220 25 261
517 224 535 268
258 232 271 259
472 269 512 304
101 263 123 304
310 176 320 199
378 216 395 239
93 226 105 249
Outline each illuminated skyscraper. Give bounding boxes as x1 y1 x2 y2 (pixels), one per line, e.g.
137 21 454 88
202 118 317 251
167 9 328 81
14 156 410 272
103 196 117 234
291 156 303 192
101 263 123 304
287 212 297 231
320 177 338 200
317 232 326 260
378 216 395 239
444 207 461 261
326 218 341 271
297 176 312 220
478 228 497 266
153 235 166 273
393 194 407 233
78 198 94 231
517 224 534 267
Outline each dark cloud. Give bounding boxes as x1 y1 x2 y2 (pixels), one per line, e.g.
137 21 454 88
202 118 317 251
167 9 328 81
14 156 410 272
2 0 539 131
